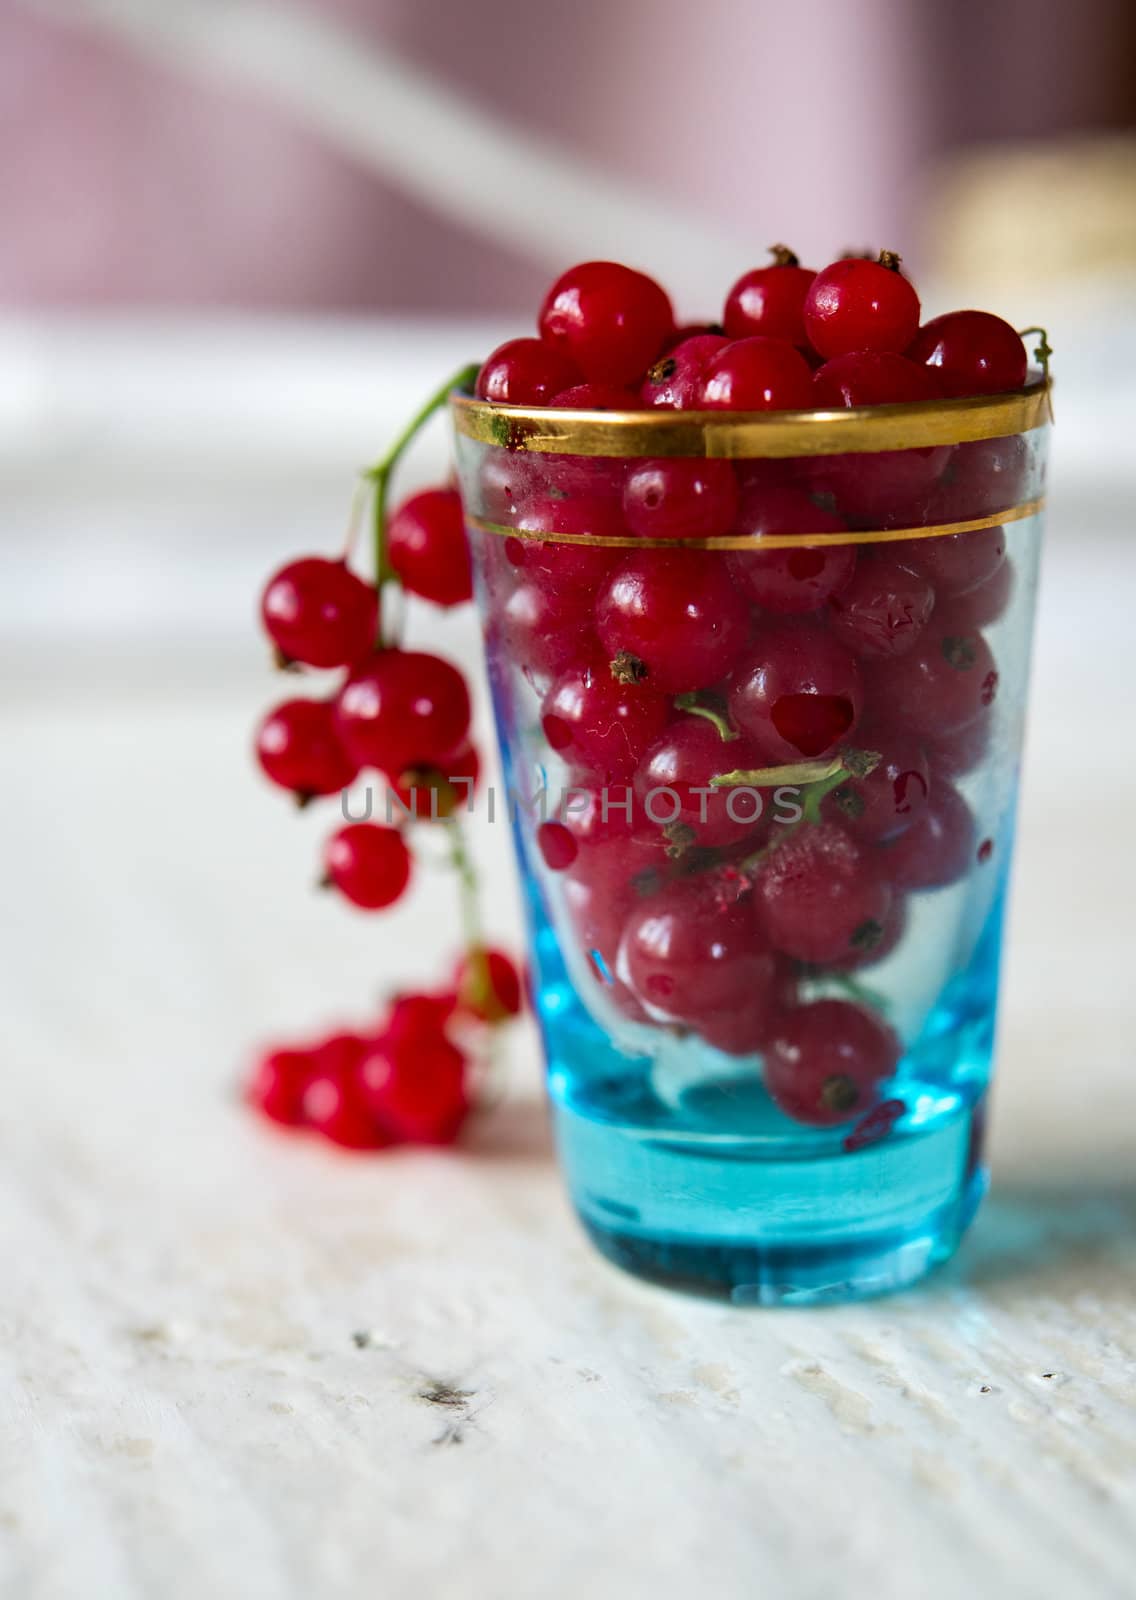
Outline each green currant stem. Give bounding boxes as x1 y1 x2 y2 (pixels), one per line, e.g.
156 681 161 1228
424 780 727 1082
673 692 738 742
727 749 873 874
1018 326 1055 420
443 815 482 948
383 579 409 652
340 478 369 562
1018 326 1053 382
363 362 480 646
711 755 844 789
443 814 494 1014
801 765 854 824
826 972 890 1012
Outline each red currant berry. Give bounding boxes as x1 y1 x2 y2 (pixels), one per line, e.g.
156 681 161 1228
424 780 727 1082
728 623 862 760
303 1040 389 1149
925 707 993 780
261 557 377 669
812 351 940 407
358 1032 468 1144
633 717 770 850
897 525 1006 597
937 560 1015 630
876 779 975 891
765 1000 900 1126
476 337 580 405
926 436 1029 522
801 446 951 528
303 1076 388 1148
908 311 1027 398
323 822 411 910
865 621 998 738
827 554 935 659
527 449 629 507
736 543 858 616
564 836 642 954
388 741 480 821
561 787 629 851
513 495 622 598
477 451 539 521
541 660 670 784
639 334 728 408
695 337 814 411
596 550 751 694
803 252 921 359
827 893 908 970
698 952 801 1053
822 733 930 842
455 947 523 1022
620 878 777 1026
728 484 854 613
723 246 816 347
566 838 662 998
536 819 580 871
622 458 739 541
551 382 640 409
387 487 472 608
248 1047 313 1126
756 824 892 966
696 992 784 1057
336 650 471 776
500 577 591 682
256 697 358 801
387 990 458 1041
312 1030 369 1079
538 260 674 385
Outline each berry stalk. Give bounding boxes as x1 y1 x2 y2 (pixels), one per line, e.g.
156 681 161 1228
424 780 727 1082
709 754 846 790
444 813 496 1016
1017 326 1052 382
708 747 884 884
826 971 890 1013
363 363 480 643
673 691 739 742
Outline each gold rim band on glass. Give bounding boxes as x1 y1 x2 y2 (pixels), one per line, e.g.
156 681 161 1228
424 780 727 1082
466 497 1045 551
451 379 1050 458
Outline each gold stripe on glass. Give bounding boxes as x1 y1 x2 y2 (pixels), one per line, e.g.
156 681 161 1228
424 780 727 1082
466 496 1045 552
451 380 1050 458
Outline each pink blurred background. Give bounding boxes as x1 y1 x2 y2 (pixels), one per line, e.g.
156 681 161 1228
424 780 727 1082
4 0 1134 314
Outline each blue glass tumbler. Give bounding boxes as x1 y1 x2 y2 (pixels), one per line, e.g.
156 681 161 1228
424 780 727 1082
452 381 1049 1304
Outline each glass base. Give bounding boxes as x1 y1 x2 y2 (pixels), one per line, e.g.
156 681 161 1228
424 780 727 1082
580 1183 983 1306
555 1089 987 1306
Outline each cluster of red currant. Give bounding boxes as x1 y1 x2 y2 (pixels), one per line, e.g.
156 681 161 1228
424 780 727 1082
477 248 1032 410
249 955 520 1150
470 252 1039 1130
249 372 521 1151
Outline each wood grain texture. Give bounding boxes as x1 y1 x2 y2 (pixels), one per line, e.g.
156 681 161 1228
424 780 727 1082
2 517 1134 1600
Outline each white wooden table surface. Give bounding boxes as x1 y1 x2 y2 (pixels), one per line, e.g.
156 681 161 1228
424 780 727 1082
2 320 1135 1599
